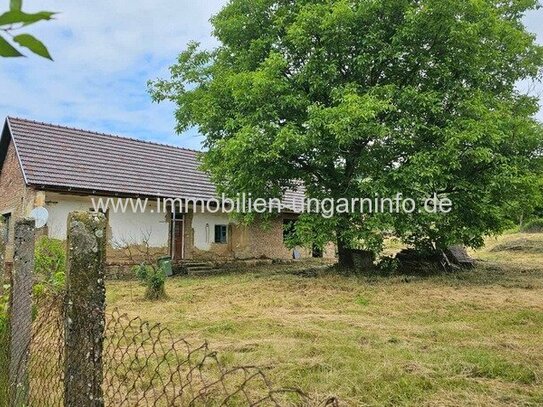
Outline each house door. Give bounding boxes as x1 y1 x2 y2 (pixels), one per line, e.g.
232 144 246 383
171 214 184 260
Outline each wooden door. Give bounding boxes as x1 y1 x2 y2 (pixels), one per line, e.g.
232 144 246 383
172 216 184 260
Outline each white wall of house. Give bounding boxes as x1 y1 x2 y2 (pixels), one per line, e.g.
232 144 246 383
45 192 169 248
191 211 231 251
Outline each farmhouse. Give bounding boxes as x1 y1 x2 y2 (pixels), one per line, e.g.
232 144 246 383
0 117 335 270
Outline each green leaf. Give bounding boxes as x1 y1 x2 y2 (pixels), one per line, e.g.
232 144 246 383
0 10 56 26
0 35 23 57
10 0 22 11
13 34 52 60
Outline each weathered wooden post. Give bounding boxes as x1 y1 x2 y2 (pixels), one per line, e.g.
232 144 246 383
8 218 35 407
64 212 107 407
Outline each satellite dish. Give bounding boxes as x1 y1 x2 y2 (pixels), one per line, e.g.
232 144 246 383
30 207 49 229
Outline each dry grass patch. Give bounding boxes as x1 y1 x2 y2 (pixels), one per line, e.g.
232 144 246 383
107 236 543 406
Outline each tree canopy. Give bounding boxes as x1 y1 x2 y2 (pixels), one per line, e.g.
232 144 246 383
151 0 543 266
0 0 55 60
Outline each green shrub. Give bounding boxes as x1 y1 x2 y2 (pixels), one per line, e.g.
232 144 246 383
134 263 153 283
0 285 8 332
133 263 167 301
377 256 400 274
35 236 66 277
521 218 543 233
34 236 66 297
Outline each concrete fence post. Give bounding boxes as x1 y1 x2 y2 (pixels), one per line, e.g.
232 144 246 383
64 212 107 407
0 220 5 288
8 218 35 407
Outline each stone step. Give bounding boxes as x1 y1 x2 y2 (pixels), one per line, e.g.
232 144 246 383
187 268 223 276
173 261 224 276
180 262 212 267
186 265 215 271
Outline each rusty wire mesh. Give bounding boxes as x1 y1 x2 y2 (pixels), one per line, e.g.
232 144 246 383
10 293 338 407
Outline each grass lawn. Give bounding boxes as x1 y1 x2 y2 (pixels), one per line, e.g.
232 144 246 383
106 233 543 406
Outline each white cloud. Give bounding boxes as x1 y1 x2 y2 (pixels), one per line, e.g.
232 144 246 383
0 1 541 151
0 0 227 150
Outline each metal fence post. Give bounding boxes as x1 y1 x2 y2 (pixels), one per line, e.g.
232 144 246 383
64 212 107 407
8 218 35 407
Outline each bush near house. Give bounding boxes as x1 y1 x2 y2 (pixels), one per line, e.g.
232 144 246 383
34 236 65 277
133 263 167 301
33 236 66 296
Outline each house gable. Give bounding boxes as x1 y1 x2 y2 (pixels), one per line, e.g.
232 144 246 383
0 123 29 214
0 122 36 260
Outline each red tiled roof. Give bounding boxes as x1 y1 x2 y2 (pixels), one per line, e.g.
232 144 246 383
3 117 303 208
5 117 217 199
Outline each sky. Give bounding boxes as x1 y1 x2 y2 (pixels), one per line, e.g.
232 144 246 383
0 1 542 151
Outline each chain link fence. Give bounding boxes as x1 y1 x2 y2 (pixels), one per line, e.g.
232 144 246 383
2 214 339 407
11 293 338 407
24 293 65 406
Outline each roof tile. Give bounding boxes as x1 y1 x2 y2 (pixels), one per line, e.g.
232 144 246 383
7 117 217 199
5 117 303 209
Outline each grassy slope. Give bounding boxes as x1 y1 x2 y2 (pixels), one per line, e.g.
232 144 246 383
107 233 543 406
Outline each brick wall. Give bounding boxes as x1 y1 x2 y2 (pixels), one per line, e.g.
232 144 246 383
244 216 337 260
0 139 36 261
186 214 336 261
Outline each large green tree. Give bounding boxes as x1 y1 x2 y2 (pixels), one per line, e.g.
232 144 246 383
151 0 543 267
